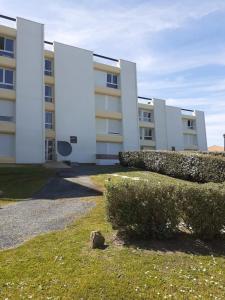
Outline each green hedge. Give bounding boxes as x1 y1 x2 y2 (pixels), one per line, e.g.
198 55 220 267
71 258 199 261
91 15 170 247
105 177 225 240
105 179 180 239
119 151 225 183
178 182 225 239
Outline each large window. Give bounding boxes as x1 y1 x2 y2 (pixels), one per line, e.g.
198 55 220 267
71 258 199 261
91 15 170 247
45 85 53 102
0 68 14 90
45 59 53 76
45 112 54 129
139 109 152 122
107 73 118 89
140 128 153 140
0 37 14 58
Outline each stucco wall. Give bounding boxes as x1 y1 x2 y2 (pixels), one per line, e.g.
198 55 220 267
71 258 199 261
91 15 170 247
54 42 96 163
120 59 139 151
15 17 44 163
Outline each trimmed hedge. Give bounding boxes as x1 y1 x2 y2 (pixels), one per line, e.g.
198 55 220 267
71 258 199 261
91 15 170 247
119 151 225 183
178 182 225 239
105 179 180 239
105 176 225 240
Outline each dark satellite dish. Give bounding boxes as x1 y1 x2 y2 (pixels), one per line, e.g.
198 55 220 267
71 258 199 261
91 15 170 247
57 141 72 156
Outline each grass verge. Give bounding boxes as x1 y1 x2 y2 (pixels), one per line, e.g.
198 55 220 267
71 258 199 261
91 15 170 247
0 165 55 201
0 167 225 299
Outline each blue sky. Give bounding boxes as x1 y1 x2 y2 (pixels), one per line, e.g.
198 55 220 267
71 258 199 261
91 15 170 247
1 0 225 146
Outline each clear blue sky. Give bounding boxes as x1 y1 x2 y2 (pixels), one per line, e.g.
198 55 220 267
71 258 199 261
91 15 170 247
1 0 225 146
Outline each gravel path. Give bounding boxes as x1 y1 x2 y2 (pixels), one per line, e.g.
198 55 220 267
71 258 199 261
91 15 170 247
0 167 102 250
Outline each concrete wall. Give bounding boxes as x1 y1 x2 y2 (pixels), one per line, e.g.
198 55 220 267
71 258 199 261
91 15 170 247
54 42 96 163
195 110 208 150
15 18 44 163
120 60 139 151
166 106 184 151
153 99 168 150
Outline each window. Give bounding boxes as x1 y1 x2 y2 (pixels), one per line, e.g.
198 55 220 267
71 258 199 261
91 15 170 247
187 119 194 129
108 120 121 135
45 59 53 76
0 37 14 58
45 85 53 102
107 73 118 89
144 128 152 140
45 112 54 129
0 68 14 89
140 128 153 140
0 116 13 122
139 109 152 122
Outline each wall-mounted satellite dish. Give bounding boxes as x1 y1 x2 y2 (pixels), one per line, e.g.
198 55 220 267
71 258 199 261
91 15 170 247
57 141 72 156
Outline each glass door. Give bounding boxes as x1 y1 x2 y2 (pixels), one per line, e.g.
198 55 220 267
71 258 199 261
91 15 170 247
45 139 55 161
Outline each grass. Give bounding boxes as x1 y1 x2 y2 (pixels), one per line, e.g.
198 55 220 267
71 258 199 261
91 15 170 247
0 165 55 201
0 166 225 299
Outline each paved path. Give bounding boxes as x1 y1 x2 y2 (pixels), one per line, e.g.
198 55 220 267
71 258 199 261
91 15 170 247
0 167 102 250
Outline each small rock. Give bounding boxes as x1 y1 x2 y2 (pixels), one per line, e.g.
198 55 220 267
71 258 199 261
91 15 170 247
90 231 105 249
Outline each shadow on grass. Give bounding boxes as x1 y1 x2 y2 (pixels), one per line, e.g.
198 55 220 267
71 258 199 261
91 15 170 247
33 165 135 200
118 232 225 257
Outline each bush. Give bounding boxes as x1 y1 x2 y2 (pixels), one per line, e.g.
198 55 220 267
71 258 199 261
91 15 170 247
119 151 225 183
105 179 180 239
178 182 225 239
105 175 225 240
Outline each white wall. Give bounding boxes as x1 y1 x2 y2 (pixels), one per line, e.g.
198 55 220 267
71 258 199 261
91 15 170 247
166 106 184 151
54 42 96 163
153 99 168 150
16 18 44 163
195 110 208 150
0 134 15 156
120 60 139 151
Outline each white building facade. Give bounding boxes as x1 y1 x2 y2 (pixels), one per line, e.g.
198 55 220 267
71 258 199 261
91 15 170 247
0 16 207 165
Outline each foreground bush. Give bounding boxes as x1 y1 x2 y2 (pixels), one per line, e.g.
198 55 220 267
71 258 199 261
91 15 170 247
105 179 180 239
105 175 225 240
119 151 225 183
178 182 225 239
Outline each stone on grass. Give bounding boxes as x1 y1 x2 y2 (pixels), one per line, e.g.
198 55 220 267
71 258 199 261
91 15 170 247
90 231 105 249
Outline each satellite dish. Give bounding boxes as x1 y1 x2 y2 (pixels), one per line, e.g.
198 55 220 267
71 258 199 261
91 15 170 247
57 141 72 156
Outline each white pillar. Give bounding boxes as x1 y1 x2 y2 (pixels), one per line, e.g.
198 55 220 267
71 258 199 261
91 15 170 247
54 43 96 163
166 106 184 151
120 59 139 151
153 99 168 150
195 110 208 150
16 18 45 163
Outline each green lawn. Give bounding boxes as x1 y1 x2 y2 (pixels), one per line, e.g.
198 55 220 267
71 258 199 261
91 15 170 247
0 167 225 299
0 165 55 202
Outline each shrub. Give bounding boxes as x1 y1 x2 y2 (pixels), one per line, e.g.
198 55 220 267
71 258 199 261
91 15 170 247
105 174 225 240
105 179 180 239
119 151 225 183
178 182 225 239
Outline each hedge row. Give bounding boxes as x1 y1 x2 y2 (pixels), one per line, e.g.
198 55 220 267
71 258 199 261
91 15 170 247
105 178 225 240
119 151 225 183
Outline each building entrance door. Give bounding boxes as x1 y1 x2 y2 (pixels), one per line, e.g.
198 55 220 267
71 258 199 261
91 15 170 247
45 139 55 161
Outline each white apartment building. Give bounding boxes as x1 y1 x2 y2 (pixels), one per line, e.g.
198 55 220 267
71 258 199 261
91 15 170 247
0 15 207 165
